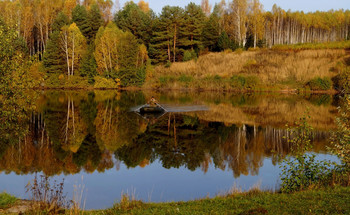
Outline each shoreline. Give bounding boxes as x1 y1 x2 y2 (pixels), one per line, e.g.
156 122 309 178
30 86 339 94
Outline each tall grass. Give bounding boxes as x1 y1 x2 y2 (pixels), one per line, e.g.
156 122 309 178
146 49 348 90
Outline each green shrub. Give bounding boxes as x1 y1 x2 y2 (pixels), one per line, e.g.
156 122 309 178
0 192 17 209
308 77 332 90
245 76 259 88
280 114 336 193
178 75 193 83
230 75 246 89
183 50 197 62
165 60 171 68
332 69 350 92
213 75 222 81
93 76 118 89
230 75 259 89
158 76 175 87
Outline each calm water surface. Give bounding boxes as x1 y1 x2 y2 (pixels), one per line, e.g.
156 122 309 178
0 91 339 209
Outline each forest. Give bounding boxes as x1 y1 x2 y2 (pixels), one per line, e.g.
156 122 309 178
0 0 350 88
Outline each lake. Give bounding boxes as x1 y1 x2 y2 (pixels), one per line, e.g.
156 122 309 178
0 90 339 209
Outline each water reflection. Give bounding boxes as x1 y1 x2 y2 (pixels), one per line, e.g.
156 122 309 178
0 91 335 178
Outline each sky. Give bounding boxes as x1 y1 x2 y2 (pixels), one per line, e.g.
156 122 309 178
117 0 350 14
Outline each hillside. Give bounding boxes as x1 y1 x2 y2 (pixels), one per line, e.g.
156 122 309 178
144 48 350 92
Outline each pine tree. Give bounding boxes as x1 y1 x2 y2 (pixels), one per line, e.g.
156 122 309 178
52 12 70 32
80 43 97 83
43 31 66 73
114 1 154 47
87 4 104 40
202 13 220 51
72 5 90 39
182 3 206 51
149 6 185 63
43 13 69 73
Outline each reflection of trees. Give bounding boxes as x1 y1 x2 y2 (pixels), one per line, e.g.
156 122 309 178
95 92 146 151
115 115 330 177
0 91 332 177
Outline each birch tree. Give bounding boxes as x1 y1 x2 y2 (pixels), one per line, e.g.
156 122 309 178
60 23 87 77
94 22 122 77
249 0 264 48
230 0 248 47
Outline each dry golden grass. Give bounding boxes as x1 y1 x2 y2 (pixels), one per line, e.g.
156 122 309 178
148 49 349 89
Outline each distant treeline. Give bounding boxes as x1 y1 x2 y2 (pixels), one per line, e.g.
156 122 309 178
0 0 349 86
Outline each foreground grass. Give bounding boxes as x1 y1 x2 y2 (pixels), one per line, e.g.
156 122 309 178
88 187 350 215
0 192 17 209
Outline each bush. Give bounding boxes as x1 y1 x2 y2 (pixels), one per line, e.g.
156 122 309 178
93 76 118 89
158 76 175 87
230 75 259 89
308 77 332 90
245 76 259 88
165 60 171 68
0 192 17 209
332 69 350 92
280 114 336 193
178 75 193 83
230 75 246 89
183 50 197 62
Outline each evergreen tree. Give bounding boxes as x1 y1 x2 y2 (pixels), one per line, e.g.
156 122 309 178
43 31 66 73
80 43 97 83
72 5 90 39
43 13 69 73
217 31 237 51
182 3 206 51
202 13 220 51
52 12 70 32
149 6 185 63
114 1 155 47
87 4 104 40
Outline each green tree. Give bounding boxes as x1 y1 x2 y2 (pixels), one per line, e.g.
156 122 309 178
94 22 145 85
52 12 70 32
72 5 90 39
43 12 69 73
202 13 220 51
60 23 87 77
182 3 206 51
87 3 104 40
149 6 185 63
80 43 97 83
114 1 155 47
217 31 237 51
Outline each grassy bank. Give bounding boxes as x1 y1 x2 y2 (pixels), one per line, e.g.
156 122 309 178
87 187 350 215
2 187 349 214
144 48 350 92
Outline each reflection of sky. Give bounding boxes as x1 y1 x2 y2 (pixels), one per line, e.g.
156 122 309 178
117 0 350 14
0 153 338 210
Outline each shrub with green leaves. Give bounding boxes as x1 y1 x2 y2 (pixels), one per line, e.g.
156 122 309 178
0 192 17 209
280 114 335 193
93 76 118 89
308 77 332 90
183 50 197 62
178 75 193 84
230 75 259 89
331 96 350 170
332 69 350 93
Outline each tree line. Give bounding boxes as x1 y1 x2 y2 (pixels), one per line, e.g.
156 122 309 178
0 0 349 86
